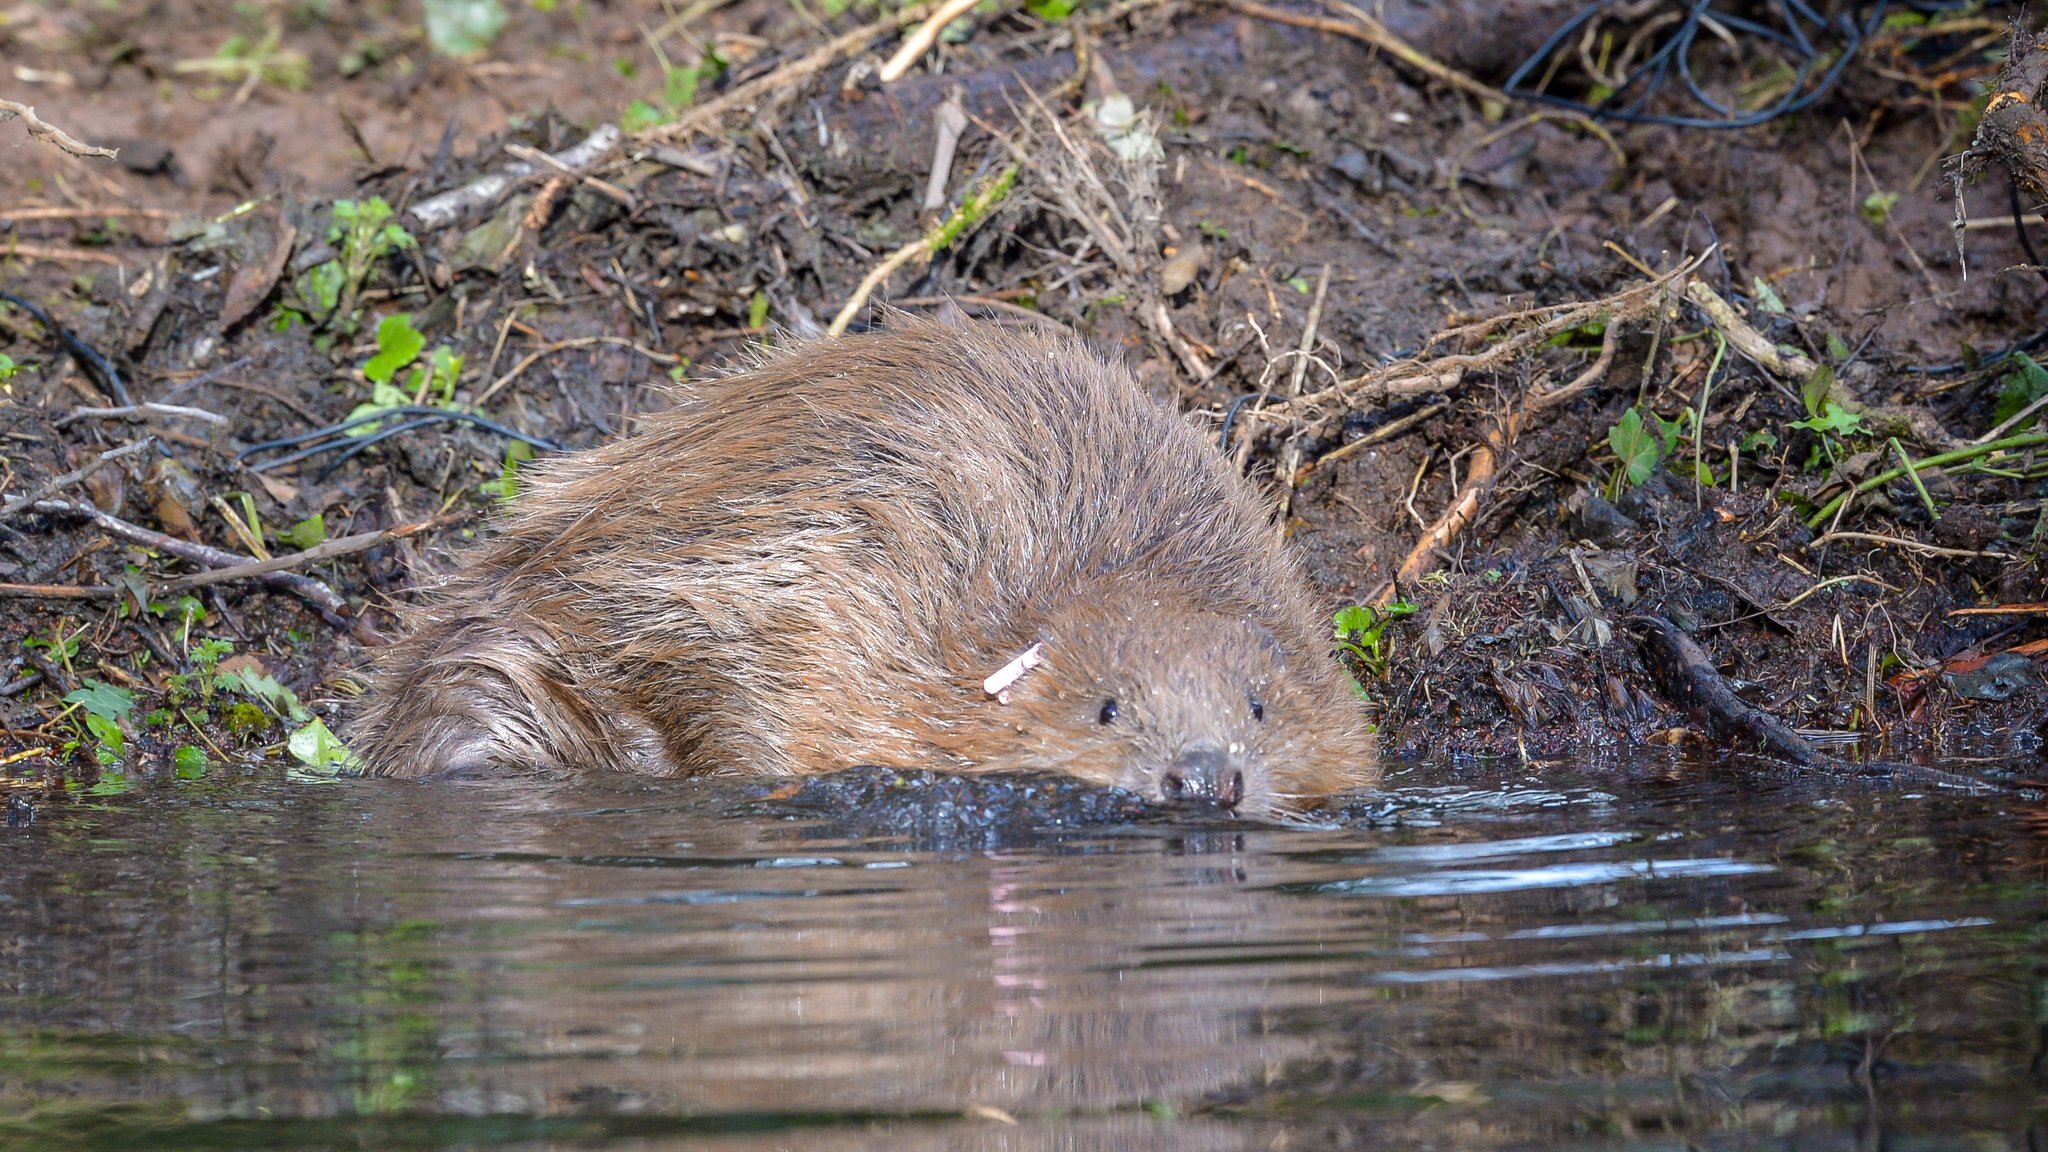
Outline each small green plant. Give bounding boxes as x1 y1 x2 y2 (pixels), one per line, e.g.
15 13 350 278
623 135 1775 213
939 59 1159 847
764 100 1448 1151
1861 190 1899 226
1605 406 1683 496
0 353 31 382
479 440 536 505
281 513 328 551
1790 365 1867 470
1994 352 2048 431
348 313 467 432
622 48 726 133
290 198 417 333
1334 602 1416 690
173 26 311 92
62 679 136 767
1025 0 1080 20
423 0 508 56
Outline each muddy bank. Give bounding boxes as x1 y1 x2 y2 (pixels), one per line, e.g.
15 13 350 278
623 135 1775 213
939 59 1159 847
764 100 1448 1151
2 0 2046 800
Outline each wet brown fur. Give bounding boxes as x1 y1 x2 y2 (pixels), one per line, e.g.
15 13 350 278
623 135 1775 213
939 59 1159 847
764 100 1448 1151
352 320 1376 816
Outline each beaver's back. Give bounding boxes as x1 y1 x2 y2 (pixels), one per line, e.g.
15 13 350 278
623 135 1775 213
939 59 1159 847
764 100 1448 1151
354 320 1368 809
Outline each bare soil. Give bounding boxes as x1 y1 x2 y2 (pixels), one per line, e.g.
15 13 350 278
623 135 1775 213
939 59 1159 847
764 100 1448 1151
3 0 2045 792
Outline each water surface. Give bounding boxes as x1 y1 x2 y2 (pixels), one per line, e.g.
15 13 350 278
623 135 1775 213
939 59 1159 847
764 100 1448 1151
3 756 2044 1150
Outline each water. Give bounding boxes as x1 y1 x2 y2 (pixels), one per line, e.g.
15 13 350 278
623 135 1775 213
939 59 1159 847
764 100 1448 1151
3 756 2045 1150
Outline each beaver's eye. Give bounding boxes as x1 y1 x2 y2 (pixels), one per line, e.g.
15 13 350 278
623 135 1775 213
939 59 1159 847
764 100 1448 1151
1250 696 1266 722
1098 698 1120 725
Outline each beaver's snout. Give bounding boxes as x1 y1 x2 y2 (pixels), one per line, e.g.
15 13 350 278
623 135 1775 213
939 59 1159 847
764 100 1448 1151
1161 743 1245 808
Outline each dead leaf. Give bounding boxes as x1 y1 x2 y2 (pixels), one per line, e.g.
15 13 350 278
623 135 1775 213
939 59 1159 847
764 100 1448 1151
218 213 298 332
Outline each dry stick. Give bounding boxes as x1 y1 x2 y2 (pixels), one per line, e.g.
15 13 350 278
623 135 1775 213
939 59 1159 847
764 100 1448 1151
1 439 157 520
409 124 623 230
474 335 682 406
57 402 230 428
1808 530 2012 560
643 4 935 145
1285 248 1711 419
1222 0 1506 105
28 499 349 619
0 100 118 160
156 517 450 594
881 0 985 83
923 88 970 212
0 582 117 600
1294 400 1448 483
827 166 1017 337
1277 263 1333 515
0 242 127 266
502 141 638 210
0 206 179 223
1684 280 1818 379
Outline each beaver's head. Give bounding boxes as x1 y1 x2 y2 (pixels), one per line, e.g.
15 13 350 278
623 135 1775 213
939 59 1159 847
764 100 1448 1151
972 583 1368 817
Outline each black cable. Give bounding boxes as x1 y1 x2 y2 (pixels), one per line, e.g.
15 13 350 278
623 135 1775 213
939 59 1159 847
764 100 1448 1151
0 289 131 404
238 405 566 472
1502 0 1889 130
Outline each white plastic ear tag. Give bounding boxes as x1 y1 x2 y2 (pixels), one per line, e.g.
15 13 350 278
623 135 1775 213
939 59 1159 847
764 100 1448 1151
982 642 1046 703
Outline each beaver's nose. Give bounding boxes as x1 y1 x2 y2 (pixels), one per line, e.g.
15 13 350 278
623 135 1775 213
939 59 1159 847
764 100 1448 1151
1161 744 1244 808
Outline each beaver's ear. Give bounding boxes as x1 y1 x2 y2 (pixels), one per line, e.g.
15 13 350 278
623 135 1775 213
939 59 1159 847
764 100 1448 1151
981 640 1048 704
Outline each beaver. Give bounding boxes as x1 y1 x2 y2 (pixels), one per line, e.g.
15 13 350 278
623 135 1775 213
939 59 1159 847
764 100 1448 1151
352 319 1375 816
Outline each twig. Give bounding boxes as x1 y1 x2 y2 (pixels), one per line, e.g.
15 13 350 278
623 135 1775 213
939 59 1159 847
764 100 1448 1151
1279 262 1333 507
923 87 970 211
0 438 157 520
1974 385 2048 444
0 582 117 600
881 0 985 83
0 206 178 223
1683 280 1817 379
0 99 118 160
155 516 451 594
409 124 623 230
1294 400 1447 483
57 402 230 428
642 4 935 144
828 165 1017 337
474 335 683 406
1809 531 2011 560
1633 614 1820 765
27 499 350 619
501 141 638 211
1223 0 1506 106
0 243 128 265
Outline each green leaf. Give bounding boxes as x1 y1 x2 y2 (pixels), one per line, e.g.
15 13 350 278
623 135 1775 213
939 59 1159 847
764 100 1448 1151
1025 0 1079 20
64 679 135 723
1751 276 1787 315
300 259 344 315
747 289 770 330
621 99 668 134
281 513 328 551
1607 408 1661 489
365 313 425 384
1286 276 1311 294
1790 401 1865 437
1800 364 1836 420
173 745 209 779
1333 605 1376 636
1825 331 1851 361
82 713 126 762
288 717 361 779
422 0 507 57
1861 190 1899 225
1740 427 1778 453
1993 352 2048 429
1652 412 1686 456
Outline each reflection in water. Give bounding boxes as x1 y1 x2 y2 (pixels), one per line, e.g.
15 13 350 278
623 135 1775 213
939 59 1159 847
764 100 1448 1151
1 762 2045 1150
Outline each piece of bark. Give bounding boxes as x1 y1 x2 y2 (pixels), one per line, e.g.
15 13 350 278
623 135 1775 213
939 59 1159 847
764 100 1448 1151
1632 614 1820 765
